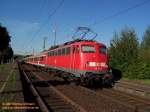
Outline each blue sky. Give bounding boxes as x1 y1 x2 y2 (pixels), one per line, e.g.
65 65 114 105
0 0 150 55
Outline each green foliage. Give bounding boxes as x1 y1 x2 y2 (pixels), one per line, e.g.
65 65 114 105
138 63 150 79
141 26 150 50
0 24 11 51
137 26 150 79
109 28 139 72
1 46 13 63
109 26 150 80
0 24 13 64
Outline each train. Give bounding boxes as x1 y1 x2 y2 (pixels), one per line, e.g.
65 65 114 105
24 27 114 86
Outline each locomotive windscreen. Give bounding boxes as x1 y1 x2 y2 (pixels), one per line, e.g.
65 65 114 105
82 45 96 53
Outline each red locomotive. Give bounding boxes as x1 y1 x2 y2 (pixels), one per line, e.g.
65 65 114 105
24 27 113 86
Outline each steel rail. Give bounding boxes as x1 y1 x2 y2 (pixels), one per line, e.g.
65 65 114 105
30 70 87 112
78 86 150 112
20 65 50 112
22 63 150 112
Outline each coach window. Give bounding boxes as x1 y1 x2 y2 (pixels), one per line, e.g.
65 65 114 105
82 45 96 53
40 57 44 61
58 49 61 56
55 50 58 56
48 52 50 56
51 51 53 56
59 49 62 55
62 48 65 55
50 52 52 56
99 47 106 54
66 47 70 55
56 50 58 56
54 51 57 56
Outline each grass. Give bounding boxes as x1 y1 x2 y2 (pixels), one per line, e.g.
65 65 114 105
0 64 17 112
0 64 12 75
122 77 150 85
0 64 17 100
0 64 6 72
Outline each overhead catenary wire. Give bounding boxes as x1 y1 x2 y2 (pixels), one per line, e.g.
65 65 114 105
66 0 150 42
22 0 150 54
33 0 65 37
89 0 150 27
23 0 65 53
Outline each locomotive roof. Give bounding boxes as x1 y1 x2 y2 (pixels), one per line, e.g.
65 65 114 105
49 39 105 50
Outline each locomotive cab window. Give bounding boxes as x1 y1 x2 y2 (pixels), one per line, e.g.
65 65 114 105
82 45 95 53
99 47 106 54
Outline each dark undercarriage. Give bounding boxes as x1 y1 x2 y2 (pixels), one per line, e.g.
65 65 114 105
28 63 114 87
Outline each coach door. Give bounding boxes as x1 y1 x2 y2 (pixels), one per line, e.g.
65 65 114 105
70 45 80 72
70 45 75 71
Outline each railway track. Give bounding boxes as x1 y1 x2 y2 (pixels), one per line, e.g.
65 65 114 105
55 84 150 112
19 63 86 112
99 88 150 110
82 87 150 112
19 63 150 112
114 80 150 99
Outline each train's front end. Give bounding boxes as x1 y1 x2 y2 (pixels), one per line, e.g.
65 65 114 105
79 41 113 86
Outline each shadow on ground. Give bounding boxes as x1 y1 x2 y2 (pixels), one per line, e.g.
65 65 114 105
32 80 70 87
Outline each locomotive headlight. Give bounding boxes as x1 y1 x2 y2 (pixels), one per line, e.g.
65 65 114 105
100 62 108 67
88 62 97 67
88 62 108 67
100 62 106 67
96 62 106 67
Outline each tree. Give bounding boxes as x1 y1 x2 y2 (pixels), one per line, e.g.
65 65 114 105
0 24 11 51
109 32 121 68
0 24 13 64
1 46 13 63
109 28 139 77
141 26 150 50
139 26 150 63
137 26 150 79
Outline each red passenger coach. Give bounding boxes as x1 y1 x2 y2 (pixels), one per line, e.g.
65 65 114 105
25 53 47 67
24 27 113 86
